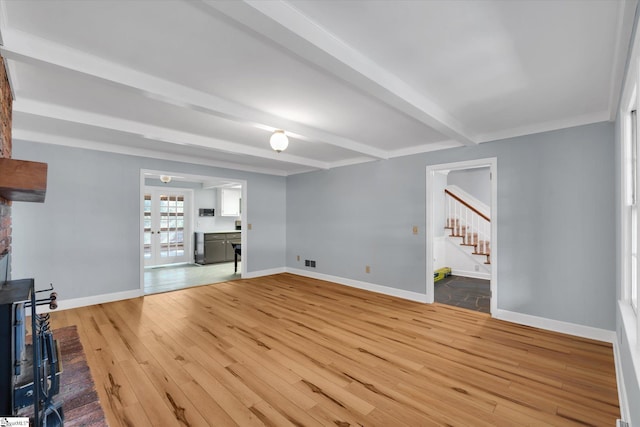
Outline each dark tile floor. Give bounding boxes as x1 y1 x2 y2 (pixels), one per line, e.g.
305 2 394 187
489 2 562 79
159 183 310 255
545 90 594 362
435 275 491 313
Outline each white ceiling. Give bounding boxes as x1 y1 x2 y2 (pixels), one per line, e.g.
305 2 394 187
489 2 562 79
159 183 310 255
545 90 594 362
0 0 636 176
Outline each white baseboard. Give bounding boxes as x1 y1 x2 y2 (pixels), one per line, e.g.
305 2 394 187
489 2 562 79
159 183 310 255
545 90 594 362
494 309 616 343
613 338 631 424
286 267 428 303
37 288 144 313
243 267 287 279
36 267 286 313
451 269 491 280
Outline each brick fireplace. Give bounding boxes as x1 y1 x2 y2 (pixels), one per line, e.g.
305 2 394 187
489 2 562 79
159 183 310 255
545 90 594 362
0 55 13 257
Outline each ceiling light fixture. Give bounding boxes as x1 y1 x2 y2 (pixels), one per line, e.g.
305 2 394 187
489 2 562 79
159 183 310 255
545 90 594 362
160 175 172 183
270 130 289 152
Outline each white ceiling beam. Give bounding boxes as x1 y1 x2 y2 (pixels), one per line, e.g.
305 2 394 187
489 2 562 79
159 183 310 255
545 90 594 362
13 98 330 170
202 0 477 146
0 27 387 160
13 129 296 176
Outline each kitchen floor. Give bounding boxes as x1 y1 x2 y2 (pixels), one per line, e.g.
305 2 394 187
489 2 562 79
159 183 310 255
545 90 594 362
434 275 491 313
144 262 240 294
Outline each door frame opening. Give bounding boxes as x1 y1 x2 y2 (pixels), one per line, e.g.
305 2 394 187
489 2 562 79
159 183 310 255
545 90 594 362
139 169 248 293
426 158 497 314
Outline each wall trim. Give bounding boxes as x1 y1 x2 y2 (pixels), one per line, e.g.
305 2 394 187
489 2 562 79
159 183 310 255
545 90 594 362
613 337 631 423
494 309 616 343
243 267 287 279
38 288 144 314
286 267 428 303
451 268 491 281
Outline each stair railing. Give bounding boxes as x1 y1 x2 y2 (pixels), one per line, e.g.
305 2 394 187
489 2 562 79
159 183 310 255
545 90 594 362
445 189 490 259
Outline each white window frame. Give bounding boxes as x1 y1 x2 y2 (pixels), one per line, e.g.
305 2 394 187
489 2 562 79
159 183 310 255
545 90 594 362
623 99 639 313
620 43 640 360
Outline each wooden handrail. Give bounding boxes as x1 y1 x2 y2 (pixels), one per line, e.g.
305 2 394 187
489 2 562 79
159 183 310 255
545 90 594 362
444 189 490 222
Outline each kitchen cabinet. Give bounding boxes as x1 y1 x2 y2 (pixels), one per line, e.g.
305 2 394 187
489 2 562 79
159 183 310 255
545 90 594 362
220 188 241 217
195 232 241 264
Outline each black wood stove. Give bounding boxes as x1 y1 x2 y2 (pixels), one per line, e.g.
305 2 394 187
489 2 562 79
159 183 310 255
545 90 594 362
1 259 63 426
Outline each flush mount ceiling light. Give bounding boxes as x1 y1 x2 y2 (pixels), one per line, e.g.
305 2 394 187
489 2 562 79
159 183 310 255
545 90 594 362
269 130 289 153
160 175 172 183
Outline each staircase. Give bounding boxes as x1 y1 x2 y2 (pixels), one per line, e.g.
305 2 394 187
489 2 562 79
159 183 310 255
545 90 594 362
444 188 491 265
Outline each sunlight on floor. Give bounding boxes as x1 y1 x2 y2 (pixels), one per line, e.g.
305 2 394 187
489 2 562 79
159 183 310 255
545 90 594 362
144 262 240 294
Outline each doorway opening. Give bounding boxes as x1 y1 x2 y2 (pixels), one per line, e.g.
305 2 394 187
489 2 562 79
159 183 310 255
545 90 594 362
426 158 497 314
140 170 247 295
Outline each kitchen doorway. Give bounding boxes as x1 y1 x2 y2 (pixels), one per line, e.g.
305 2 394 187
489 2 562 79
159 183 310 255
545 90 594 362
426 158 497 314
140 170 247 294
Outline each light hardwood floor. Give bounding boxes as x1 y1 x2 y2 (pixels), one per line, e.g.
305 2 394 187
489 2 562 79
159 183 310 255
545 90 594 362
49 273 620 426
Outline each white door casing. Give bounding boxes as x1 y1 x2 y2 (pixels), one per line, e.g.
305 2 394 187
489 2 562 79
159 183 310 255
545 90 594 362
426 158 498 314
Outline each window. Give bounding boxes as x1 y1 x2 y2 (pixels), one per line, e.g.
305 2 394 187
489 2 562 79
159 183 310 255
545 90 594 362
624 100 639 313
633 110 639 312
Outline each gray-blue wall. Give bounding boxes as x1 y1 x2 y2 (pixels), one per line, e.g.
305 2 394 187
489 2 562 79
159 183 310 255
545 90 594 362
287 122 615 330
447 167 491 206
10 141 286 299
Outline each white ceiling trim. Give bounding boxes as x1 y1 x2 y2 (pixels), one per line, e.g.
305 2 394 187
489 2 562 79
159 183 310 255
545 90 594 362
203 0 477 147
13 129 295 176
608 0 639 120
387 140 462 159
327 156 378 169
14 98 330 170
0 27 388 160
475 110 611 144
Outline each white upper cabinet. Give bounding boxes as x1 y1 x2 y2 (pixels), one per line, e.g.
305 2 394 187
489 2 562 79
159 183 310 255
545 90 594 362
220 188 241 217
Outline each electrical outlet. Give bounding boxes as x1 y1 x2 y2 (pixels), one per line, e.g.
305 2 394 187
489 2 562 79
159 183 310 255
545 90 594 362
310 260 316 268
247 223 252 230
297 255 300 261
412 225 418 235
305 260 310 267
365 265 371 273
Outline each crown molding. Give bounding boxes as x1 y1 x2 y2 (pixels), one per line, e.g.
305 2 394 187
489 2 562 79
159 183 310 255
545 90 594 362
475 110 610 144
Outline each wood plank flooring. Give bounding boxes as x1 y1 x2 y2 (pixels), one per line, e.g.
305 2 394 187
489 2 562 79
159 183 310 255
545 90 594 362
49 273 620 426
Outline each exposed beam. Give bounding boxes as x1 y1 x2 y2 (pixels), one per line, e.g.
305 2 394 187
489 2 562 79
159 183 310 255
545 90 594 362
203 0 477 146
13 129 297 177
0 27 388 160
13 99 330 170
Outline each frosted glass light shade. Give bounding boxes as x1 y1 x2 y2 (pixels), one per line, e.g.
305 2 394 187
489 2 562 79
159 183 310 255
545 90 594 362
270 130 289 152
160 175 172 183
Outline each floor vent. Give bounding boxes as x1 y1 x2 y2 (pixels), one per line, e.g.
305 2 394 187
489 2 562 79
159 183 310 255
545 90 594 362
616 420 629 427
